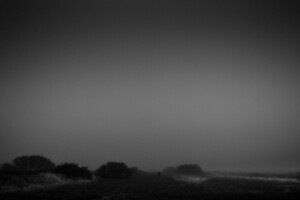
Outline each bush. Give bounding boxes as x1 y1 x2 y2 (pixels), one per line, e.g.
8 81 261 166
12 155 55 174
0 163 21 176
0 174 27 188
162 167 176 176
53 163 92 180
25 173 65 185
129 167 151 176
95 162 132 179
175 164 203 175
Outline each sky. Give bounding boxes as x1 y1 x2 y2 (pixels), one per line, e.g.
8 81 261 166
0 0 300 172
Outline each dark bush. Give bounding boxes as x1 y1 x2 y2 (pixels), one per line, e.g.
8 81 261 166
0 163 21 176
12 155 55 174
53 163 92 180
0 174 27 187
162 166 176 176
130 167 139 175
95 162 132 179
129 167 150 176
175 164 203 175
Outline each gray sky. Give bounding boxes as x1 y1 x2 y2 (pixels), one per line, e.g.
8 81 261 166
0 0 299 172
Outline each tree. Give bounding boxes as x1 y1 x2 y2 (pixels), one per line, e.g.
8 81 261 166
12 155 55 174
175 164 203 175
53 163 92 180
95 162 132 179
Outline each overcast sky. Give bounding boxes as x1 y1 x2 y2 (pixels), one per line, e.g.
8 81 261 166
0 0 299 172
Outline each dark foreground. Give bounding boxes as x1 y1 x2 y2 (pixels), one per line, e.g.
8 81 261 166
1 175 300 200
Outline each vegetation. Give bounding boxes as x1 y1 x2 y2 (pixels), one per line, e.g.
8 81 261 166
175 164 203 175
0 156 62 189
1 156 299 200
162 166 176 176
95 162 132 179
163 164 204 176
0 163 21 176
53 163 92 180
12 155 55 174
1 174 299 200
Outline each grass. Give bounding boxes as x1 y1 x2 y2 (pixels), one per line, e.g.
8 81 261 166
0 175 300 200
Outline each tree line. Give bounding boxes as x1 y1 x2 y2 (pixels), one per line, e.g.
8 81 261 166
0 155 134 180
1 155 204 183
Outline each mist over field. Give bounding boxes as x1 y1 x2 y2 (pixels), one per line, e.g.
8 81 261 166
0 0 300 173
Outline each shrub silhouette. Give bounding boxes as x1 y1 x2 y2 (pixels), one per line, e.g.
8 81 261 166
12 155 55 174
130 167 139 176
53 163 92 180
175 164 203 175
0 163 21 176
95 162 132 179
162 166 176 176
129 167 150 176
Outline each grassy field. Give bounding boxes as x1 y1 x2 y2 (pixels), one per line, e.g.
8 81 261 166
1 174 300 200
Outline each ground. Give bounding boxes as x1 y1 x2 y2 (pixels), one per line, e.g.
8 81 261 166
0 175 300 200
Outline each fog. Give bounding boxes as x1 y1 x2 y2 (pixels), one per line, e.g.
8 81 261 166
0 0 299 172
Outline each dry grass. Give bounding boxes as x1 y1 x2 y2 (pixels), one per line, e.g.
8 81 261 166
1 175 299 200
